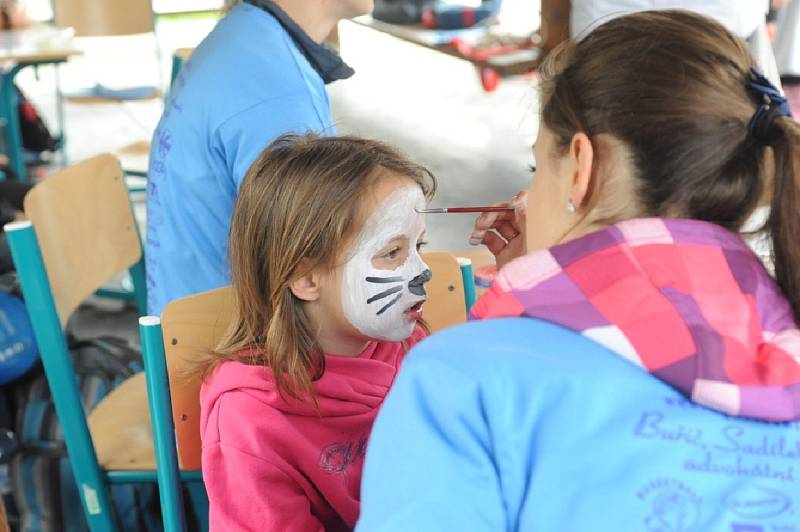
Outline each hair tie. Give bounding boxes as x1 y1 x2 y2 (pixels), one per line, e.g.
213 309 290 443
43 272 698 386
747 67 792 143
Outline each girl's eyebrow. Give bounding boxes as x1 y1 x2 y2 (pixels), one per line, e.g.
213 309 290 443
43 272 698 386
375 235 405 250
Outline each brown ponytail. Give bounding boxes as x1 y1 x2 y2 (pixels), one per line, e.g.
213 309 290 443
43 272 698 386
767 118 800 322
538 10 800 321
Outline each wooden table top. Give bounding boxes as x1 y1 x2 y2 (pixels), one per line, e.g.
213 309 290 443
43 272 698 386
351 16 542 76
0 27 81 64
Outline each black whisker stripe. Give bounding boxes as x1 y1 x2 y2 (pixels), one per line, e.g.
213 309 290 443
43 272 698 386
366 276 404 283
376 293 402 315
366 285 403 304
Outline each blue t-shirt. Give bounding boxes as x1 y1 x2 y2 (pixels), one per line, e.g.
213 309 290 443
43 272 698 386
146 3 332 315
358 318 800 531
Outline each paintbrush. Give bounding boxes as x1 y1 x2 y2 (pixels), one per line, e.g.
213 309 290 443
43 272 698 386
415 206 515 214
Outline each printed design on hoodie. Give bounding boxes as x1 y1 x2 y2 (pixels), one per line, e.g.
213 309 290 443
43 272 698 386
637 478 702 532
471 218 800 423
319 433 368 475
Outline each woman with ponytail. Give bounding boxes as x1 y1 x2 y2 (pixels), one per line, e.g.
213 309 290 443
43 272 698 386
359 11 800 532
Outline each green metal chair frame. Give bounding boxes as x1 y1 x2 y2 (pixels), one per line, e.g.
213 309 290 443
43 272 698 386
4 154 203 531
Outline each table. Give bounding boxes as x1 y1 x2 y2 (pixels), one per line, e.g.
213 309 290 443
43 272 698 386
0 27 81 181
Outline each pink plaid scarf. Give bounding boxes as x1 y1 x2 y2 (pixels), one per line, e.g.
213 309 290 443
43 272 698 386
471 218 800 422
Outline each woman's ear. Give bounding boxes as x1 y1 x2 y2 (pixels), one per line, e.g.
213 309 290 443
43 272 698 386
569 132 594 210
289 261 321 302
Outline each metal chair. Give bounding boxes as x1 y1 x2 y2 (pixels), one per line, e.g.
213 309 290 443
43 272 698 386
139 286 234 530
52 0 162 101
4 153 200 531
51 0 162 176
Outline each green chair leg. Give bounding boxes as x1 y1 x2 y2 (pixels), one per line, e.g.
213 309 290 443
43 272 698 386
170 53 185 89
139 316 187 532
5 221 118 531
457 257 477 312
129 258 148 315
1 66 26 181
186 480 209 531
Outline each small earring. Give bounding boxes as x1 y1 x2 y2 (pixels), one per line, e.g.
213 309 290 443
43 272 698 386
566 199 576 213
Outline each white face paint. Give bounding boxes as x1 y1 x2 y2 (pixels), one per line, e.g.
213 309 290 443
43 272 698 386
342 185 430 341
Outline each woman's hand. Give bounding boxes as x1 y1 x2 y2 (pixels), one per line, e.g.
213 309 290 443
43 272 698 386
468 191 527 268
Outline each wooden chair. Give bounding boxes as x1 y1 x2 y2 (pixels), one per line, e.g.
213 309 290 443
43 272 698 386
422 252 468 331
137 250 491 527
52 0 167 180
53 0 161 103
139 287 234 531
3 153 201 532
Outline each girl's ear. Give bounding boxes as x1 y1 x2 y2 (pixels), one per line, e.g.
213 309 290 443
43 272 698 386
289 261 321 302
569 132 595 210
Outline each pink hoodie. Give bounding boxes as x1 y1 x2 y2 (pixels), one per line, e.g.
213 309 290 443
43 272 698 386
200 327 425 531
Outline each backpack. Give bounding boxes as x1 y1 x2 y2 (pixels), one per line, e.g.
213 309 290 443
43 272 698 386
8 337 163 532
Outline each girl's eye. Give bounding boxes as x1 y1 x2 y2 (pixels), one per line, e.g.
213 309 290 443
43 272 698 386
527 164 536 174
381 247 400 260
416 240 428 252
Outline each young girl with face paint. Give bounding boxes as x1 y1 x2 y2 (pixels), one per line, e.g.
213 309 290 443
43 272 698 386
196 133 436 531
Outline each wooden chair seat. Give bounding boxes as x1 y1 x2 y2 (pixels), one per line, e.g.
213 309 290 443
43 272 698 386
87 372 155 471
114 140 150 177
64 90 161 105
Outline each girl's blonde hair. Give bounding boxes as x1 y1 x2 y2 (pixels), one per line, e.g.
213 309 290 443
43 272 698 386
199 133 436 400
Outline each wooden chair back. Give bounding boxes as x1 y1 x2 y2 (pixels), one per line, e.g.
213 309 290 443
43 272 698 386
161 286 235 470
421 252 468 332
23 153 141 325
53 0 154 37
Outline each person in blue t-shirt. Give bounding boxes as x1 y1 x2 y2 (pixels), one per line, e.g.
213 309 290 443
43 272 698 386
145 0 370 315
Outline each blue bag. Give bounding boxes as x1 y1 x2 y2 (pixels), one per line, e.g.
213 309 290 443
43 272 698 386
9 337 163 532
0 290 37 385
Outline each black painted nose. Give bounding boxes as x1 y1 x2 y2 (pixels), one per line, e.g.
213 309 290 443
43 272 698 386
408 269 432 296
